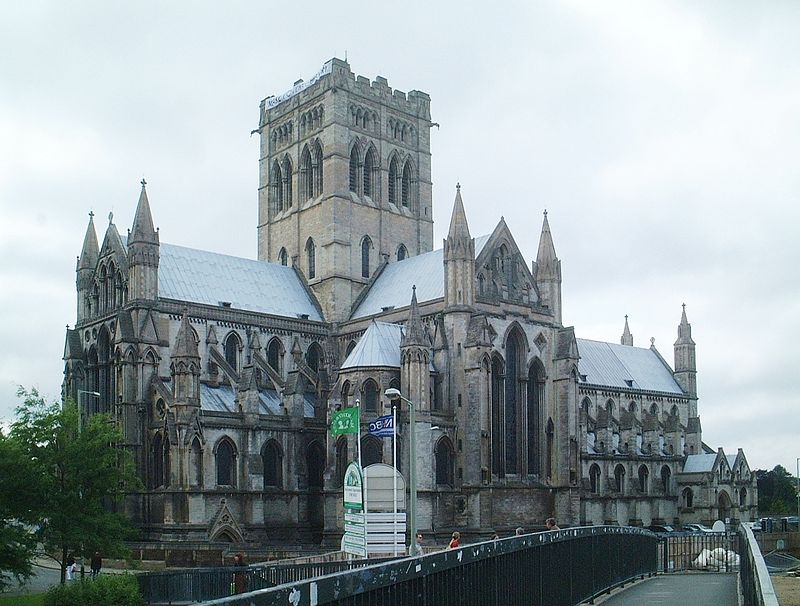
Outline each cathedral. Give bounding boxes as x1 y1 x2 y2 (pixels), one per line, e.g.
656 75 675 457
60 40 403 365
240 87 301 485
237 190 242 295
62 58 757 548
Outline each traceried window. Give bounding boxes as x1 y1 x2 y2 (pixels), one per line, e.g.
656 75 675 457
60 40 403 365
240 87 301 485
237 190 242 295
305 342 323 373
361 435 382 466
224 332 240 372
614 464 626 493
267 338 282 374
216 437 236 487
435 437 455 486
661 465 671 495
363 379 379 412
272 160 284 211
388 156 398 205
638 465 649 494
262 439 282 488
682 487 694 508
361 236 372 278
363 147 376 197
589 464 601 494
278 247 288 266
397 244 408 261
401 160 412 208
349 146 359 193
300 145 314 200
306 238 316 279
282 156 293 206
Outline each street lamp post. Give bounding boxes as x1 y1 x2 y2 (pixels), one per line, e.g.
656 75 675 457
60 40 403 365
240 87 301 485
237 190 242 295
77 390 101 433
384 388 415 555
796 457 799 520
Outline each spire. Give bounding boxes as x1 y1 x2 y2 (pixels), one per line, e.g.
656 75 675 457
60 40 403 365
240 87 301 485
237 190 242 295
621 315 633 346
401 285 427 347
447 183 471 240
172 311 199 359
535 209 558 271
675 303 694 345
77 212 99 271
129 178 158 244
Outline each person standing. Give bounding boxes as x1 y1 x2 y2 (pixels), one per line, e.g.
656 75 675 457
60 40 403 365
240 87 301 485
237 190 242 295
515 527 524 536
412 533 424 556
232 553 248 594
90 552 102 578
448 532 460 549
545 518 560 531
65 554 76 581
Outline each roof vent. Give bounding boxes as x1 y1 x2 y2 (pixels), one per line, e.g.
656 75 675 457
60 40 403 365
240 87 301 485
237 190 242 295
624 379 633 387
381 306 395 312
219 301 232 308
579 374 588 382
297 313 309 319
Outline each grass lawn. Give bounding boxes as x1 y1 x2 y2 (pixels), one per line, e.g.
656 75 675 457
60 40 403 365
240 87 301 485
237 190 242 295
0 594 45 606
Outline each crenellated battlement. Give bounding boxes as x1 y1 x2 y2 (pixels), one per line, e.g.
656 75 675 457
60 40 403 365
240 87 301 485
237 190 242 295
260 58 430 127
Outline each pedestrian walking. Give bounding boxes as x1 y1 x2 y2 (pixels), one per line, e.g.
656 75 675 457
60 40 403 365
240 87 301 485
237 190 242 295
515 527 524 536
90 552 102 578
412 532 424 556
448 531 460 549
65 554 76 581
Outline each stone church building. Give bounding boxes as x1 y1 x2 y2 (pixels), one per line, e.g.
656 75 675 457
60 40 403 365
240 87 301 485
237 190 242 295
62 58 757 547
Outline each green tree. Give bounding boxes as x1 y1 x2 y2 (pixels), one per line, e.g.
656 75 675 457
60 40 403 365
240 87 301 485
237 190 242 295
757 465 798 514
9 388 141 583
0 429 39 591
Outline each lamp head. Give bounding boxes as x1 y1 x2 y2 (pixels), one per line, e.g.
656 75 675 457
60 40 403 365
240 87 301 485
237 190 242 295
384 388 401 400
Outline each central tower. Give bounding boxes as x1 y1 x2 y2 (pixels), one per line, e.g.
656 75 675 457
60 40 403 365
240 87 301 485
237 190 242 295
257 58 434 321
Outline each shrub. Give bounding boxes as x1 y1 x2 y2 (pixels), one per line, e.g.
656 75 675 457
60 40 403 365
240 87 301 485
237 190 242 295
43 574 143 606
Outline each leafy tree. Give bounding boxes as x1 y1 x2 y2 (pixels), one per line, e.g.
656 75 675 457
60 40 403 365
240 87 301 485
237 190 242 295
8 388 141 583
0 429 39 591
757 465 798 514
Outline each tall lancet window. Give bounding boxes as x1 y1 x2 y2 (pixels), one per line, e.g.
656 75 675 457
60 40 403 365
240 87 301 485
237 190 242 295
361 236 372 278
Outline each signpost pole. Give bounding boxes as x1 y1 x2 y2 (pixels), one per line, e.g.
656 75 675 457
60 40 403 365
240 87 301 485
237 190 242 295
356 399 368 556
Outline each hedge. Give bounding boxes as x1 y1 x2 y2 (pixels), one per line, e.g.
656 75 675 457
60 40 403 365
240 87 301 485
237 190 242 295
43 574 143 606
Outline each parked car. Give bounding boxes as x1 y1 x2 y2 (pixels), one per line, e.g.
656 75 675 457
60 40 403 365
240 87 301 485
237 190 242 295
645 525 676 534
682 523 715 534
747 521 762 532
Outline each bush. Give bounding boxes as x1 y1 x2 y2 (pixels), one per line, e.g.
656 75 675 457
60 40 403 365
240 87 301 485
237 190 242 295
43 574 143 606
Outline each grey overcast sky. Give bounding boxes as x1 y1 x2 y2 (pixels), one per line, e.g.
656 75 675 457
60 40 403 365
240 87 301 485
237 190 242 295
1 1 798 474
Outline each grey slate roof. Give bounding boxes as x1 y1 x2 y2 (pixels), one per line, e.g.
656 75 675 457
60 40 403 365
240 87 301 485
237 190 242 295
682 453 718 473
351 235 490 319
341 322 404 368
158 242 322 321
576 339 685 395
199 383 314 417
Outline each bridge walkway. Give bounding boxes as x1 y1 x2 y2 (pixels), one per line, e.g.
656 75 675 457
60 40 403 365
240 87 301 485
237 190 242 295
599 572 737 605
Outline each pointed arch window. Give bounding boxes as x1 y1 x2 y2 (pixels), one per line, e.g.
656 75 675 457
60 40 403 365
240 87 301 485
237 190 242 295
682 487 694 508
363 379 379 412
490 354 505 477
305 342 323 373
361 435 382 467
527 360 544 475
278 247 288 266
223 332 240 372
349 146 359 193
401 160 412 208
190 437 203 487
216 438 237 487
589 464 601 494
661 465 671 495
361 236 372 279
312 141 323 197
614 464 626 493
273 160 284 212
504 329 524 474
262 439 283 488
397 244 408 261
306 238 316 279
546 418 555 479
282 156 293 206
300 145 313 200
152 432 164 489
388 156 398 205
341 380 351 407
435 437 455 486
267 338 282 375
363 147 377 197
638 464 649 494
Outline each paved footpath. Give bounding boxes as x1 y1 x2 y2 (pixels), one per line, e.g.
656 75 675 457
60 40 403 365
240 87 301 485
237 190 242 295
599 573 737 605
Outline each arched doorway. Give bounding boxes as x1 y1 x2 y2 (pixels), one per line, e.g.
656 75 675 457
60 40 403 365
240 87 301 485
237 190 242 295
718 491 732 522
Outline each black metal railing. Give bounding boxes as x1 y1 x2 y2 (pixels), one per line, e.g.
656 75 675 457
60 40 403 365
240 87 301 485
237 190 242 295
138 558 392 604
659 531 740 573
738 523 779 606
191 526 658 606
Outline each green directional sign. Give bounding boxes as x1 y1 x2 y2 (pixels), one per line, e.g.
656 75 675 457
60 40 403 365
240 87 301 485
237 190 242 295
343 461 364 511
